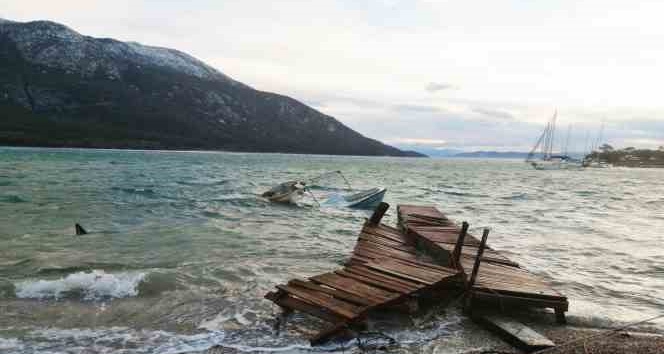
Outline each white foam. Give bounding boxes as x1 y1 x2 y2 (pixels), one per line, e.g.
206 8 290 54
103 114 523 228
0 337 24 351
15 270 146 300
8 327 225 354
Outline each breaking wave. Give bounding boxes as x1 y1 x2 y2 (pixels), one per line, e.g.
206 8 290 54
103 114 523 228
0 327 225 354
14 270 147 300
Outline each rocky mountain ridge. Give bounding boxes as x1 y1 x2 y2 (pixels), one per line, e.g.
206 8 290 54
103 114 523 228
0 19 423 156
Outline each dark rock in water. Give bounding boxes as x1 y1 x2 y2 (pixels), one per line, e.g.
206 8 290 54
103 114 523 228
75 223 87 235
0 18 425 157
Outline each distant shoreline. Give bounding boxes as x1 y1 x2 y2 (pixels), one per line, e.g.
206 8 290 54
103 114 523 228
0 145 428 158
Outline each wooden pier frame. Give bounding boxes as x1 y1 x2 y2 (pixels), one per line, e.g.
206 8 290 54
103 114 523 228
265 203 463 344
397 205 568 323
265 203 569 345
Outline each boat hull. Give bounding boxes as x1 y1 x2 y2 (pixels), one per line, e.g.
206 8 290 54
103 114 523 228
530 160 584 170
345 187 387 209
268 191 303 204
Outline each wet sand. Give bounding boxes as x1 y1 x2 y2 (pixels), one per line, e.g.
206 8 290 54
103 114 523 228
538 327 664 354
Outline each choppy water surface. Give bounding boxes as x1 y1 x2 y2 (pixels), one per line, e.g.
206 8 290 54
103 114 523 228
1 148 662 353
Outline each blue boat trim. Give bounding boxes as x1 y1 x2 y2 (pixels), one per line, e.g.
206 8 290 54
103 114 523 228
345 187 387 209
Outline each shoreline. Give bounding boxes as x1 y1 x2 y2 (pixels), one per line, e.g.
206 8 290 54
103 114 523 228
200 325 664 353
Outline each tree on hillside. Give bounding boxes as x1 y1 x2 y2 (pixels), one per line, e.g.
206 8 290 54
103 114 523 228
599 143 614 153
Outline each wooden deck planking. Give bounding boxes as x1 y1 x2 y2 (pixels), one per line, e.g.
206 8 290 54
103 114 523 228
265 217 461 344
397 204 568 317
266 203 568 344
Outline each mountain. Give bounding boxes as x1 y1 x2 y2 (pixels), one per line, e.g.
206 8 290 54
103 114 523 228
0 19 424 157
392 146 463 157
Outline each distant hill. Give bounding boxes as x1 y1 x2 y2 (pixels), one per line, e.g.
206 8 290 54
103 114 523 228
0 19 424 157
452 151 533 158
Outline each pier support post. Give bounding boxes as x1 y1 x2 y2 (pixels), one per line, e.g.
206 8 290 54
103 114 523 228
555 308 567 324
452 221 469 270
468 228 490 290
368 202 390 225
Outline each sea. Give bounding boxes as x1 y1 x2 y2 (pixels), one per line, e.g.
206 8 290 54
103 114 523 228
0 147 662 353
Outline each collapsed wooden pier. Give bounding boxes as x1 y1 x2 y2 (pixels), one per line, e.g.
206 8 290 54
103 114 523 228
265 204 463 344
397 205 569 324
265 203 568 347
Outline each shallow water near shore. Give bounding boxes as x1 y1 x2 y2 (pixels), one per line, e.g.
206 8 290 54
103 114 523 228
1 147 663 353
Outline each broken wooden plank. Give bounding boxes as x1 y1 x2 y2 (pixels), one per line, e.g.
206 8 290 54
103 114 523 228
473 314 555 352
451 221 469 269
469 290 568 311
309 273 397 302
468 228 490 289
289 279 376 306
339 267 421 293
335 269 412 294
368 202 390 225
364 262 438 285
271 294 346 323
344 265 424 290
276 284 361 320
310 321 353 346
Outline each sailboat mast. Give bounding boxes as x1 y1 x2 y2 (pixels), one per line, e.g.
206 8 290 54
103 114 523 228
564 124 572 156
549 110 557 157
542 122 551 159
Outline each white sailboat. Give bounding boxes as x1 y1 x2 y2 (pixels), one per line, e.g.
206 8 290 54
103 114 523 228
526 111 584 170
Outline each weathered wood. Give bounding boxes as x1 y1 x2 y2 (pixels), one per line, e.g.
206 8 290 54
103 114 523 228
555 308 567 324
267 203 569 346
452 221 469 269
309 273 397 302
271 294 346 323
310 321 353 345
368 202 390 225
473 314 555 352
469 290 568 311
275 285 360 320
468 228 490 290
364 262 438 285
345 265 423 290
336 269 416 294
289 279 376 306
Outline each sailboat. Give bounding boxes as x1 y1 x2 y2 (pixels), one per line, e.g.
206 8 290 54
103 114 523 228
526 111 584 170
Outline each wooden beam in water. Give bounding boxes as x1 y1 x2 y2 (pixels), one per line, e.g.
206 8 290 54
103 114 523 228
468 228 490 290
275 285 360 320
368 202 390 225
288 279 376 307
451 221 469 270
473 314 555 352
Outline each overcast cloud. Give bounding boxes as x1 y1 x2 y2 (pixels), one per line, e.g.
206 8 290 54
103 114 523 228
2 0 663 151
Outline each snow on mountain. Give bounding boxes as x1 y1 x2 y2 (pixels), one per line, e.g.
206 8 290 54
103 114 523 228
0 20 236 83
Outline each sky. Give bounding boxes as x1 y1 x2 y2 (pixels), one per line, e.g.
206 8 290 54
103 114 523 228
2 0 664 152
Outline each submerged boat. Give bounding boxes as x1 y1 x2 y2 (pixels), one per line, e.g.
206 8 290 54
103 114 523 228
263 171 386 208
261 181 306 203
344 187 387 209
526 110 584 170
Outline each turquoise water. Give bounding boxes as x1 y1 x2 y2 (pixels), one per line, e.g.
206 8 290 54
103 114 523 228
0 147 663 353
